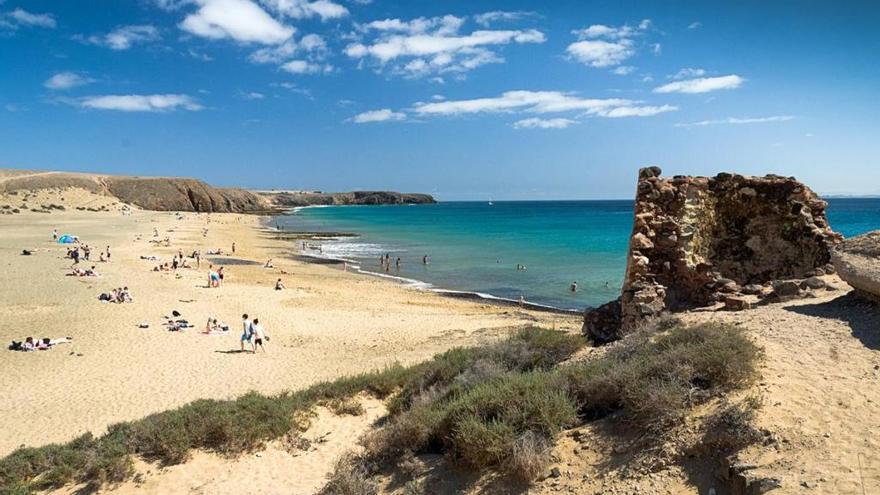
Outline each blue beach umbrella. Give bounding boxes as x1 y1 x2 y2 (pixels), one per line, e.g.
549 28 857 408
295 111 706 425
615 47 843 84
57 234 76 244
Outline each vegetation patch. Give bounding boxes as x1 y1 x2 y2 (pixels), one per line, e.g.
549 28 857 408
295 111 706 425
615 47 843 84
0 327 577 494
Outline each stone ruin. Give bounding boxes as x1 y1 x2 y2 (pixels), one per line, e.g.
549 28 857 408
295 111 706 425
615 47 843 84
585 167 843 343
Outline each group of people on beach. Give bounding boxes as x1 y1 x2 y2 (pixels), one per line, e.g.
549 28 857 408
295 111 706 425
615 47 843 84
98 287 133 304
207 265 225 287
8 336 73 352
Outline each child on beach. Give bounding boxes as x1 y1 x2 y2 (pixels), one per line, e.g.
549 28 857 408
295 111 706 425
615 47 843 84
251 318 268 352
275 278 285 290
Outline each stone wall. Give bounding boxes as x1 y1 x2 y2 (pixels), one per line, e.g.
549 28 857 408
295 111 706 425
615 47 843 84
585 167 842 343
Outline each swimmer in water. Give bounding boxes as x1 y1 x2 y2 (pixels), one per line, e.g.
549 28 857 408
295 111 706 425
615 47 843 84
570 281 578 293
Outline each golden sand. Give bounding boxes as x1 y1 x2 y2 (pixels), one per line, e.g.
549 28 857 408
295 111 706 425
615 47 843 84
0 199 578 458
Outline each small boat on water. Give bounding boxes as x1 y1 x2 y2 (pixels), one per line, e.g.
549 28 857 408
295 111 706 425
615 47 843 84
488 201 494 206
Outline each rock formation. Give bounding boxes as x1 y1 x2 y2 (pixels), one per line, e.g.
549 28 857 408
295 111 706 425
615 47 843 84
0 169 436 213
262 190 436 207
832 230 880 303
585 167 842 343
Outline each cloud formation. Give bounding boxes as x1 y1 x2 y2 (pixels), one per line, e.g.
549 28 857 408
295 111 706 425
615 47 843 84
280 59 332 74
3 8 56 29
513 117 577 129
180 0 294 44
83 25 161 50
352 108 406 123
79 94 203 112
44 72 93 90
261 0 348 21
345 14 545 78
653 74 744 94
674 115 794 127
473 10 537 27
566 20 651 68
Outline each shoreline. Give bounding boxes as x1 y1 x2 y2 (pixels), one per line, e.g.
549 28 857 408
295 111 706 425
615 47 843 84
260 217 587 316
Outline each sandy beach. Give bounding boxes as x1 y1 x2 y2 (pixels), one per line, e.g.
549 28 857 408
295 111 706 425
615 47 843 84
0 203 579 457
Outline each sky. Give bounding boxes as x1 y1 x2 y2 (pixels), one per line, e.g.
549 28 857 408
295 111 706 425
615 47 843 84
1 0 878 200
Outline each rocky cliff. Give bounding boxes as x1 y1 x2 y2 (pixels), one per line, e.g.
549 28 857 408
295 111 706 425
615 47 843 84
262 190 436 207
0 169 436 213
585 167 842 343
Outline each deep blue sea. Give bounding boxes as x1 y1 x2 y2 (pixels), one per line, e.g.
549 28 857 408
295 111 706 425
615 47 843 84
278 198 880 311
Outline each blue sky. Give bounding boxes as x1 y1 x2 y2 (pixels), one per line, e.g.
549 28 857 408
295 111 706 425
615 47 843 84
1 0 878 200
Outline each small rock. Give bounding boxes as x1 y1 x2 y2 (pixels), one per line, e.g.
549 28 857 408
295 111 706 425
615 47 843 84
803 276 826 290
550 467 561 478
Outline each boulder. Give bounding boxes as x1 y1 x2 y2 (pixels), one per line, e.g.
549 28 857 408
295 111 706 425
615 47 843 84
802 276 826 290
724 296 752 311
832 230 880 303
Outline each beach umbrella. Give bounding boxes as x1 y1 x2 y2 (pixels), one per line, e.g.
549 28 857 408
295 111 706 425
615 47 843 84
58 234 76 244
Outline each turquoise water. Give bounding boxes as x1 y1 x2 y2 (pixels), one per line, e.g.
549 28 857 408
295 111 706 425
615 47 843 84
278 198 880 311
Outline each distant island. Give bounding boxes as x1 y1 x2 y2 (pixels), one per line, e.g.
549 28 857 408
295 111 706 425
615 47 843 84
0 169 435 213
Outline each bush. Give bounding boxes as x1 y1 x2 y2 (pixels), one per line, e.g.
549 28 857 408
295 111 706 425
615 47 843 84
324 397 366 416
319 454 377 495
566 322 762 431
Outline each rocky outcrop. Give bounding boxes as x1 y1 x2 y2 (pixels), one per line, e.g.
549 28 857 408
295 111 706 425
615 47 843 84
832 230 880 303
0 170 268 213
104 178 265 213
585 167 842 343
263 190 436 207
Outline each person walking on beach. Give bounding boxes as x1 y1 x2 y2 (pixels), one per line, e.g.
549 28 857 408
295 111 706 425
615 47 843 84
105 246 111 262
52 229 58 241
251 318 268 353
232 242 236 254
241 314 254 352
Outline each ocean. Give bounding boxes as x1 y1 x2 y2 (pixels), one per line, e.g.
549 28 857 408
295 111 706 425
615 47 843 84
277 198 880 311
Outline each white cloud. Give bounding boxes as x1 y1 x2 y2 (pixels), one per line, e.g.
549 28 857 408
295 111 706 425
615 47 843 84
597 104 677 118
352 108 406 123
670 67 705 79
249 33 326 64
674 115 794 127
653 75 744 94
346 14 545 78
44 72 93 90
260 0 348 20
84 25 161 50
409 90 674 121
7 8 56 28
280 59 331 74
688 21 702 30
513 117 577 129
180 0 294 44
566 20 652 69
611 65 635 76
473 11 537 27
79 94 203 112
242 91 265 99
566 40 634 67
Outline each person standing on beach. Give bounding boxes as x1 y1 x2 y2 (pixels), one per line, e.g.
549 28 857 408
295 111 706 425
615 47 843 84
52 229 57 241
232 242 236 254
241 314 254 352
251 318 268 353
105 246 111 262
217 266 225 285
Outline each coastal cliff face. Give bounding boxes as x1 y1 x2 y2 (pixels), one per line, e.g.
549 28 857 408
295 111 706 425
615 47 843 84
586 167 842 343
0 169 436 213
263 190 436 207
104 178 264 213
